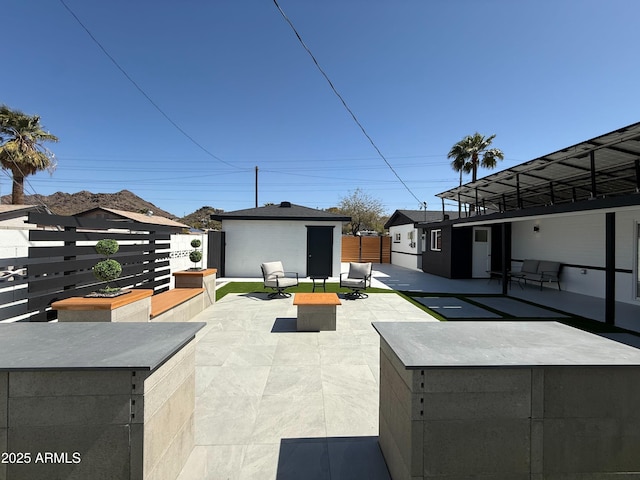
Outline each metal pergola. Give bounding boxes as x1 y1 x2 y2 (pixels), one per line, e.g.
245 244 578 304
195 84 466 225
437 122 640 213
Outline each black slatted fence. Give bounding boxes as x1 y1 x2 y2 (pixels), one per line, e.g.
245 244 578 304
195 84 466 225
15 212 172 322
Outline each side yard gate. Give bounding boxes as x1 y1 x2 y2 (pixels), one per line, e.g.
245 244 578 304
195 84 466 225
341 236 391 263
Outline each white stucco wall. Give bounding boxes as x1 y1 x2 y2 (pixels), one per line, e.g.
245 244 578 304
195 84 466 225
168 233 208 288
0 223 37 323
389 224 421 270
222 219 343 277
510 206 640 304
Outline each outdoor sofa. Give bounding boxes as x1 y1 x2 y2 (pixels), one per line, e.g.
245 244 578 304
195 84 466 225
511 259 562 290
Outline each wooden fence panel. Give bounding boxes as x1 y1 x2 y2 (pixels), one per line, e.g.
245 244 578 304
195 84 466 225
341 237 361 262
341 236 391 263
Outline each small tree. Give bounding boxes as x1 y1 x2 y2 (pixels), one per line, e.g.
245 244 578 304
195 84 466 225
337 188 386 235
189 238 203 269
92 239 122 294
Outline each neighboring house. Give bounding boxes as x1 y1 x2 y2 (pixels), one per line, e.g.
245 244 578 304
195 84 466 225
211 202 351 277
0 204 47 229
0 205 49 259
75 207 189 233
384 210 459 270
417 121 640 324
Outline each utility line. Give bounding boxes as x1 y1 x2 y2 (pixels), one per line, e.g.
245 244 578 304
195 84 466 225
272 0 423 206
59 0 244 171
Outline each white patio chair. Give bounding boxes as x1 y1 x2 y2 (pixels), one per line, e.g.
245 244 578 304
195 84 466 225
340 262 372 299
260 261 299 298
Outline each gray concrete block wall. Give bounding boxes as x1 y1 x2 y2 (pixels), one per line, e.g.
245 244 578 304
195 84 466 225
142 340 196 480
0 373 6 480
0 341 198 480
174 270 216 307
57 296 151 323
379 355 640 479
379 343 423 479
202 273 216 307
541 366 640 476
5 370 133 480
152 296 203 323
297 305 337 331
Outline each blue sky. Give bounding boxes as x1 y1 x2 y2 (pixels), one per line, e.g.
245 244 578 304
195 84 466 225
3 1 640 217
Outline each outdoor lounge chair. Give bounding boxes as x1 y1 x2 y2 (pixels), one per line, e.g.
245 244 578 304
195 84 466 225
340 262 372 299
260 261 299 298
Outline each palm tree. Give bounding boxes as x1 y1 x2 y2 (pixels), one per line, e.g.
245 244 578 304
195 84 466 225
0 105 58 204
448 133 504 214
448 132 504 183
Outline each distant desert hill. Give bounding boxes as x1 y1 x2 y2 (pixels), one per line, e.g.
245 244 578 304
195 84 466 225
1 190 225 229
1 190 176 218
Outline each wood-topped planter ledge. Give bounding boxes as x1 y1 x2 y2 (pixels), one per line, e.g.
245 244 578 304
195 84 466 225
173 268 217 306
52 289 153 323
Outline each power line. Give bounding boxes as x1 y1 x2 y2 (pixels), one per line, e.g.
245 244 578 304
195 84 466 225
58 0 245 172
272 0 424 206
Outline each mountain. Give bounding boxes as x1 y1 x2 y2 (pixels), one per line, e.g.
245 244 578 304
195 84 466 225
1 190 177 218
180 206 223 230
0 190 226 229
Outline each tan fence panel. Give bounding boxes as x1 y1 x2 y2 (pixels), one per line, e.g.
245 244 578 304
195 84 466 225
360 237 382 263
341 236 391 263
381 236 391 263
341 236 361 262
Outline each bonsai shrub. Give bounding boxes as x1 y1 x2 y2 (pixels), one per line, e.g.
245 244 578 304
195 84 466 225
190 238 202 269
93 239 122 293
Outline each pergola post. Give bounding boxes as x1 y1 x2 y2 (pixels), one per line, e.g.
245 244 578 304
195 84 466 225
590 151 597 198
605 212 616 325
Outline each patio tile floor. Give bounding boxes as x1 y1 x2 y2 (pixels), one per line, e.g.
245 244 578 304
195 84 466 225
179 263 640 479
178 291 437 480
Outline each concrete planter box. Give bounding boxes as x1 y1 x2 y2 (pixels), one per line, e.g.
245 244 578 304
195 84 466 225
374 321 640 480
0 322 204 480
52 289 153 323
173 268 216 307
293 293 341 331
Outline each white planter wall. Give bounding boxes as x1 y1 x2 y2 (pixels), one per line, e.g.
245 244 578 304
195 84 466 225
510 207 640 304
222 219 343 277
168 233 208 288
389 224 421 270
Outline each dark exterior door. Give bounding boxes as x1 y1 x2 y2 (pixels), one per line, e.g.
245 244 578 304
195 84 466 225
207 231 225 276
306 226 333 277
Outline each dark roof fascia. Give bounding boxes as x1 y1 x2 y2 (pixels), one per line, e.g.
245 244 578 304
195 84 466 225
417 193 640 228
384 210 459 228
0 205 41 222
75 207 132 222
383 211 413 229
212 214 351 222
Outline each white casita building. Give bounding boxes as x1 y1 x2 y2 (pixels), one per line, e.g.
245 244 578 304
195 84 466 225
211 202 350 278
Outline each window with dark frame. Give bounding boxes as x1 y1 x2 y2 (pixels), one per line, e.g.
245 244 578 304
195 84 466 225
430 229 442 251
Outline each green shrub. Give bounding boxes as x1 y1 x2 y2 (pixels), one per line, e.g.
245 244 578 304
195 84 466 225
95 239 119 256
189 250 203 263
93 239 122 292
93 259 122 283
190 238 202 248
